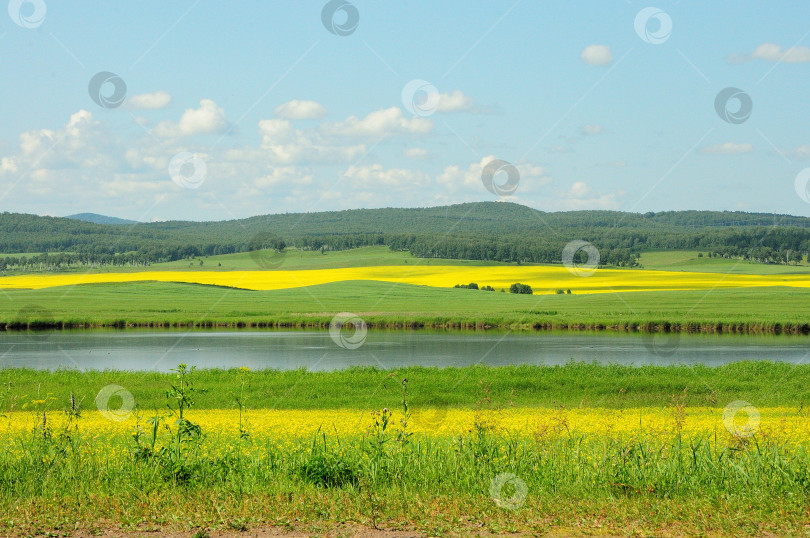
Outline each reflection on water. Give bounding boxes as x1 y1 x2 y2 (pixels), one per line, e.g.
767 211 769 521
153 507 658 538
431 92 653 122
0 329 807 372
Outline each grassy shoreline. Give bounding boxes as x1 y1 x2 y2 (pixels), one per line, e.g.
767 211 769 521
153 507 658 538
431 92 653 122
3 362 808 410
2 364 809 536
4 314 810 335
3 363 808 536
3 281 810 336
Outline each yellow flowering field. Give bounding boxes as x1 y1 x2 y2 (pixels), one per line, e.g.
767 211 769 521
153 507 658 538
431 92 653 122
3 406 807 445
2 266 810 294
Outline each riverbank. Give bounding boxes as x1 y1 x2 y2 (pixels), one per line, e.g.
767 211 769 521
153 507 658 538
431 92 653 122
2 281 810 337
3 362 807 410
1 364 807 536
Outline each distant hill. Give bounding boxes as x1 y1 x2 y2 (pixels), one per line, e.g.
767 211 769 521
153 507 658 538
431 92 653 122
66 213 139 225
0 202 809 267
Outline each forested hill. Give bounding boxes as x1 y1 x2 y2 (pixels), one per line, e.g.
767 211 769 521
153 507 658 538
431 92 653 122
66 213 140 225
2 202 810 268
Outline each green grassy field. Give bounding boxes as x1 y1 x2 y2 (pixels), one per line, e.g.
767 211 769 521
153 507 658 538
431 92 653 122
1 363 809 536
2 280 810 333
3 362 808 411
638 250 810 274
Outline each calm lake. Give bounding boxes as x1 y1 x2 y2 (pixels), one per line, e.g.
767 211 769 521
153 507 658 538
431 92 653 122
1 329 809 371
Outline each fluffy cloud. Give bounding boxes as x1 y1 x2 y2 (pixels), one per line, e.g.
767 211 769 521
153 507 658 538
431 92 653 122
581 45 613 66
700 142 754 155
404 147 429 159
731 43 810 64
560 181 620 210
343 164 430 189
126 91 172 110
436 91 474 112
436 156 551 193
781 145 810 159
274 100 328 120
321 107 432 137
583 124 602 136
154 99 228 138
256 118 366 164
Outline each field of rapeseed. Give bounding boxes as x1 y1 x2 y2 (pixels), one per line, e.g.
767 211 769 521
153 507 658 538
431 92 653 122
2 265 810 294
0 366 807 535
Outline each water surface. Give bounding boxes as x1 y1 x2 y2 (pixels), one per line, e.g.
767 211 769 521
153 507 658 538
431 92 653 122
1 329 808 371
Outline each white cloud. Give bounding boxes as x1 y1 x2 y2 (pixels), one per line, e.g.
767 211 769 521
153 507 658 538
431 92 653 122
560 181 620 210
274 99 328 120
256 118 366 164
154 99 228 138
752 43 810 63
583 124 602 136
321 107 432 137
569 181 591 198
436 90 474 112
781 145 810 159
581 45 613 66
255 167 314 188
730 43 810 64
700 142 754 155
126 91 172 110
343 164 430 189
404 147 429 159
436 156 551 193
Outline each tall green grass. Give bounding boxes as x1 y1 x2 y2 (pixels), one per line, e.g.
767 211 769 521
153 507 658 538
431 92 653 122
3 362 809 410
1 404 807 535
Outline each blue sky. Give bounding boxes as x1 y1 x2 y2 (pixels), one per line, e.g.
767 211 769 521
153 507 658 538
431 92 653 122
1 1 809 221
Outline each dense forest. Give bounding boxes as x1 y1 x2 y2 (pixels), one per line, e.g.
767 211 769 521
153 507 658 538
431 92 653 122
2 202 810 271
